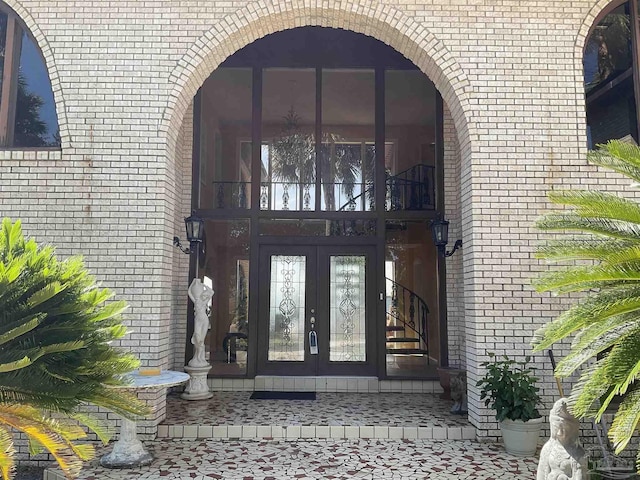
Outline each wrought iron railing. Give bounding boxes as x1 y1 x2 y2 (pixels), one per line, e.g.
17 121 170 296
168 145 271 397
260 182 314 211
385 164 435 211
385 277 430 359
208 164 434 212
211 182 250 209
336 164 435 212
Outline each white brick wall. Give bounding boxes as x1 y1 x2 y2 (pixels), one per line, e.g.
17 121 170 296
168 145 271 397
0 0 628 447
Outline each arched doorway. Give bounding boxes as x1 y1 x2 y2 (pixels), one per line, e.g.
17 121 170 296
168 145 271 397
190 27 447 380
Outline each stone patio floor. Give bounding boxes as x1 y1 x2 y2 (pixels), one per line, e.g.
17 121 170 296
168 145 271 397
44 390 540 479
44 438 538 479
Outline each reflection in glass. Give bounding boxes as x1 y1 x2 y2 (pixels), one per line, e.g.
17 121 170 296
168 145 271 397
268 255 306 361
322 70 375 211
262 69 316 211
385 221 439 377
0 12 7 105
14 32 60 147
584 5 632 91
199 68 252 209
259 218 376 237
330 255 366 362
385 71 436 211
201 220 250 376
584 3 637 145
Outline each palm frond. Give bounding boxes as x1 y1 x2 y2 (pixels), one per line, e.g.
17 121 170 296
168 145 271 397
555 316 640 376
0 405 83 478
0 426 14 480
569 363 610 420
536 239 636 262
71 412 113 445
588 141 640 182
532 285 640 351
534 262 640 294
547 190 640 224
536 213 640 241
609 384 640 453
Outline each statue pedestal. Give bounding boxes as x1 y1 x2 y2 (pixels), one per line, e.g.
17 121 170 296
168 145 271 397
100 370 189 468
181 364 213 400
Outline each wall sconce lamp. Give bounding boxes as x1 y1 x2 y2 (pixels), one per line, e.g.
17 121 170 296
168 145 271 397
430 218 462 257
173 212 204 254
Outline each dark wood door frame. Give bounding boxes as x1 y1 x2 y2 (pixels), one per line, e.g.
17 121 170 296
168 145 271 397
186 37 448 376
256 243 377 376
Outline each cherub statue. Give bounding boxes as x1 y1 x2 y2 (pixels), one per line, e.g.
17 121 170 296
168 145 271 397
187 278 214 368
537 398 586 480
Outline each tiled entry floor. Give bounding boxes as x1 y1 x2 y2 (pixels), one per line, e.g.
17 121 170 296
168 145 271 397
159 392 474 440
44 438 539 479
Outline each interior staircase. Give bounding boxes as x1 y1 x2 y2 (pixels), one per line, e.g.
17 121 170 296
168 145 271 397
385 278 431 360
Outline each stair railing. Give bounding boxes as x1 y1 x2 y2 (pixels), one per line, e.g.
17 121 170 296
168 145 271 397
386 277 430 355
336 164 435 212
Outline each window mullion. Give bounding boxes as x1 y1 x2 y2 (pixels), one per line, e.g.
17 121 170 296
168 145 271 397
631 0 640 141
0 16 21 147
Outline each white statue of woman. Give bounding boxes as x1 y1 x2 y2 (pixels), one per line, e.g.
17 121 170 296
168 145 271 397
187 278 214 368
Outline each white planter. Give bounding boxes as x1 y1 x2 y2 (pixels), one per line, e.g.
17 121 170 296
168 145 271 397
499 417 543 456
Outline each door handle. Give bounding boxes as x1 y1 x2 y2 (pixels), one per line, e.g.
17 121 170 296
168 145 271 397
309 331 318 355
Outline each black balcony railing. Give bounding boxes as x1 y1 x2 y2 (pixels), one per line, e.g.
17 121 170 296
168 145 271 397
211 182 250 209
207 164 434 212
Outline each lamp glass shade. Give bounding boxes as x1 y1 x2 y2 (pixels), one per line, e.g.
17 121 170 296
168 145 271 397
431 219 449 247
185 214 204 243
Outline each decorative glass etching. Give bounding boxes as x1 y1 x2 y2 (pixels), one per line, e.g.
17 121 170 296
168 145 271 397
268 255 306 361
330 255 366 362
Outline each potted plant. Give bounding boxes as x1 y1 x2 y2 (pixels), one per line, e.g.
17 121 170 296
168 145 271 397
477 352 543 456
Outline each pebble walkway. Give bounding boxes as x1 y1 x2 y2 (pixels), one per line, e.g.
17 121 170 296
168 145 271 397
45 438 538 479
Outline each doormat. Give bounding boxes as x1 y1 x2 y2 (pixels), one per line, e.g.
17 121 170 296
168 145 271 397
250 391 316 400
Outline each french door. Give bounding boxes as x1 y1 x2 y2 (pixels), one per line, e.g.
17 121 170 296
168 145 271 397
257 244 376 376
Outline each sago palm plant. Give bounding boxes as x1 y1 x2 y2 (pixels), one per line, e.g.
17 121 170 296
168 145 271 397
0 218 148 479
532 140 640 470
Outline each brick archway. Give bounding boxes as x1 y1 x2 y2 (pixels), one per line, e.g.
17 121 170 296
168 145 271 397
161 0 474 161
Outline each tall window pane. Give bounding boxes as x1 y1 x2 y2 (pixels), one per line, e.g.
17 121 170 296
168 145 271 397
199 68 252 209
385 221 439 377
0 11 7 105
584 3 638 146
202 219 250 376
262 69 316 211
321 69 375 211
14 32 60 147
385 71 436 211
0 8 60 148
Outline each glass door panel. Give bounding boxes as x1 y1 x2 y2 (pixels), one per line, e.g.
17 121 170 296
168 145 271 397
258 245 376 376
329 255 367 362
268 255 307 361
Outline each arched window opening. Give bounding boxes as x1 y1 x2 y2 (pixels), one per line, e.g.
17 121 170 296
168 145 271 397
584 1 640 147
0 4 60 148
